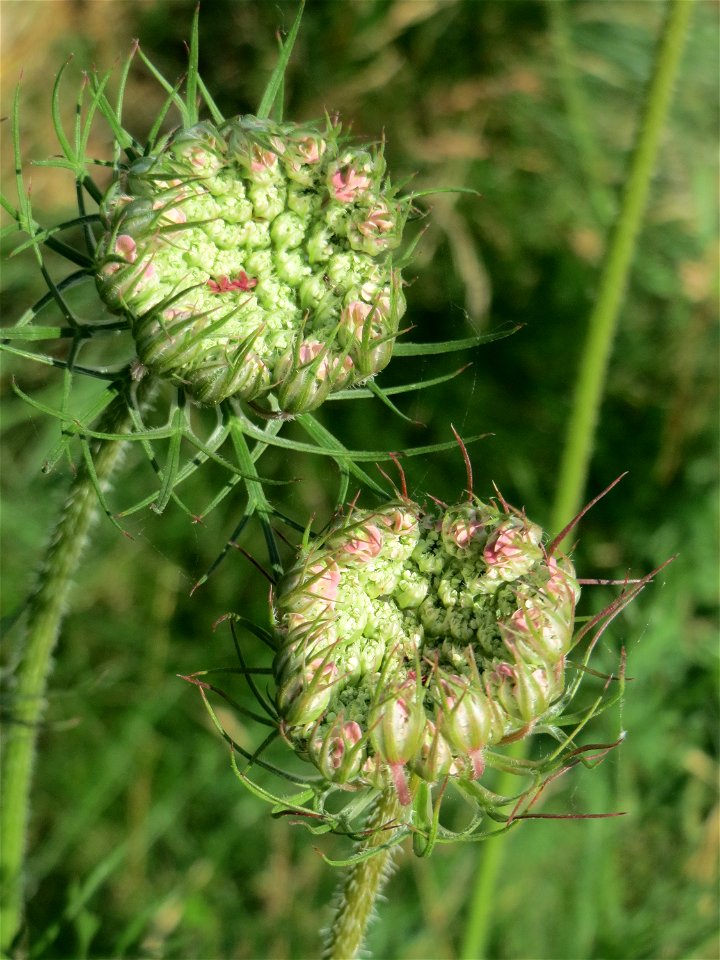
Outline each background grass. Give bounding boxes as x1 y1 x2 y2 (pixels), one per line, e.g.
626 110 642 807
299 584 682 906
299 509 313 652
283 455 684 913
1 1 718 958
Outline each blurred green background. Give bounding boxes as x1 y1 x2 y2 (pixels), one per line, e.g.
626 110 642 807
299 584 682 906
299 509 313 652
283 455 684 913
1 1 718 958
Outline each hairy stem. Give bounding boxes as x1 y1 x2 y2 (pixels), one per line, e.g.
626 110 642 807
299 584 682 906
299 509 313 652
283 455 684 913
0 388 134 952
323 788 402 960
551 0 694 535
461 3 693 956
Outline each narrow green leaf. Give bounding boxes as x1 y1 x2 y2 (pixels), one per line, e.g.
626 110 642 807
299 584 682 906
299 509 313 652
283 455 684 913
1 326 69 341
79 437 128 534
146 77 186 150
328 365 470 400
185 4 200 126
410 186 482 200
256 0 305 120
114 41 138 127
50 59 76 163
293 415 389 496
197 75 224 125
136 46 189 127
364 379 422 425
393 325 520 356
152 405 185 514
9 215 100 257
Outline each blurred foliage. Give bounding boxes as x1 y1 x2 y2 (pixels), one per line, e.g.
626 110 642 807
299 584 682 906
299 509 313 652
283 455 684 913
1 1 718 958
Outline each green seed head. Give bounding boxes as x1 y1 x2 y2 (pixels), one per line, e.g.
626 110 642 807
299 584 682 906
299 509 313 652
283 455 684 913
96 115 408 410
273 497 579 800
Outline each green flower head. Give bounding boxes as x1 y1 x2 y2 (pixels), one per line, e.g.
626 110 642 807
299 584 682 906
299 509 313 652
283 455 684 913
273 497 580 803
96 115 409 411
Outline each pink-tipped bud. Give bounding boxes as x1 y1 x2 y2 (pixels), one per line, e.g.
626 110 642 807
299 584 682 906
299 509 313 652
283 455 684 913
412 721 453 783
483 520 543 580
357 203 395 238
435 676 495 778
343 523 383 561
310 719 365 784
369 691 425 804
491 660 560 723
277 657 339 727
305 560 341 605
330 166 371 202
369 692 425 766
297 136 325 165
115 234 138 262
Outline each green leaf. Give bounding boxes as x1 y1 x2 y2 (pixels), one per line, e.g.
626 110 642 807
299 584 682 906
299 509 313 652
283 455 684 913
328 364 471 400
256 1 305 120
393 325 520 356
135 46 189 127
185 3 200 126
364 379 423 425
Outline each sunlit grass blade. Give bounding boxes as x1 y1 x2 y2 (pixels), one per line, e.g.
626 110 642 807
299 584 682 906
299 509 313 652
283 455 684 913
50 58 76 165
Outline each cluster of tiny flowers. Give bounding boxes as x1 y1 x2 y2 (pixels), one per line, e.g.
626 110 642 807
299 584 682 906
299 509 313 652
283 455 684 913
95 116 409 410
273 498 580 804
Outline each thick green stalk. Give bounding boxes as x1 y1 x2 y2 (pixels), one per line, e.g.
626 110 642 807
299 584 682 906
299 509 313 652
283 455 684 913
323 788 402 960
461 3 693 957
0 390 133 952
551 0 694 534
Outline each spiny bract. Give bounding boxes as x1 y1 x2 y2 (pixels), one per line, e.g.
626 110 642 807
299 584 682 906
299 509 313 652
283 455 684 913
273 497 579 804
95 115 409 412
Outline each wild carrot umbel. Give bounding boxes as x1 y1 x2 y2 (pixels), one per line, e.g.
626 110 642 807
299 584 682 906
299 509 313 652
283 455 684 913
0 4 496 951
193 468 666 960
1 2 690 958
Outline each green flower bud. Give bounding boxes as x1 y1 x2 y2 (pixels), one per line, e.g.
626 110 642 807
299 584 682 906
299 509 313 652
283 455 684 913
369 686 425 804
309 718 366 785
433 674 503 779
412 721 453 783
95 115 410 410
273 495 579 799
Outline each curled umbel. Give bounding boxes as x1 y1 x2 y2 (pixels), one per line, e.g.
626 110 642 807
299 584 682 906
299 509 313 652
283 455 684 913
96 115 409 411
273 497 580 805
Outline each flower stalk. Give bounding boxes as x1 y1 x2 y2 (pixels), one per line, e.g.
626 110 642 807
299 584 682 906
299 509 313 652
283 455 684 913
0 387 135 952
322 788 403 960
462 3 694 956
551 0 695 536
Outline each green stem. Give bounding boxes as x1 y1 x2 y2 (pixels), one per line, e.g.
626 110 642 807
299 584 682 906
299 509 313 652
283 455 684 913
0 388 134 953
323 788 402 960
551 0 694 535
460 3 693 956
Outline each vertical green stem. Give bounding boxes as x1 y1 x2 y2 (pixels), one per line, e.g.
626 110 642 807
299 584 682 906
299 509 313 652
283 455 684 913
551 0 694 534
0 390 133 952
460 2 693 957
323 788 402 960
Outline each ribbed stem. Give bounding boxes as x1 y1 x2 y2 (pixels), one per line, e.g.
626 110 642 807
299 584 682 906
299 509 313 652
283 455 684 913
551 0 695 535
0 388 134 952
461 4 693 956
323 788 402 960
